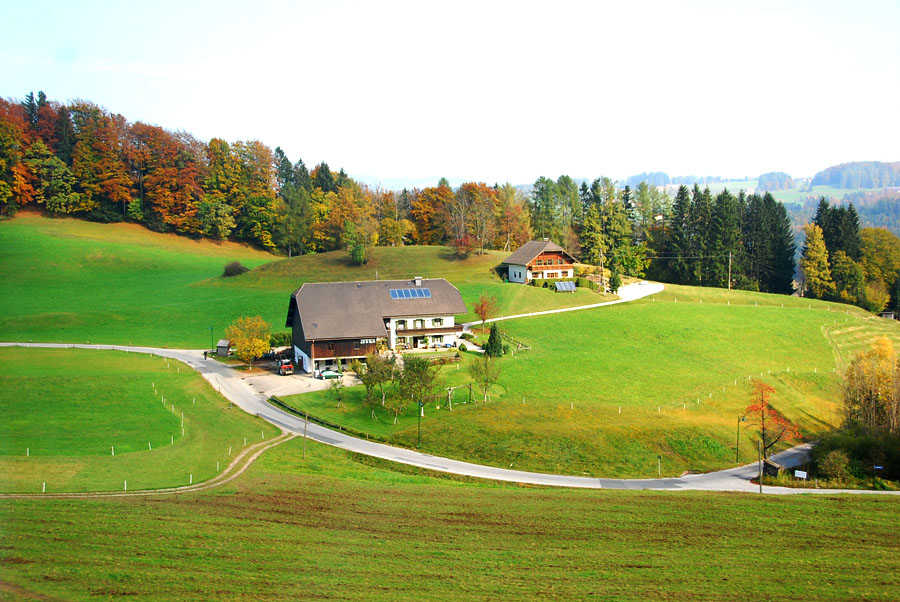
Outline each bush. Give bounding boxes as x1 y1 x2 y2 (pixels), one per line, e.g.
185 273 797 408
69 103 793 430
502 344 510 355
458 343 468 352
223 261 249 277
460 332 474 341
820 449 850 481
269 331 292 347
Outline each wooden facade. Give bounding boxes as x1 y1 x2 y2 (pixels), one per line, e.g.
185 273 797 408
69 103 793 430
311 339 377 360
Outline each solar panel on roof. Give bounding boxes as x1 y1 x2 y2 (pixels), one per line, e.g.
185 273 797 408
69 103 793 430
389 288 433 299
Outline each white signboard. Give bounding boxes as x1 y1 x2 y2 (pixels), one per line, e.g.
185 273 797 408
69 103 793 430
360 339 376 344
794 470 807 479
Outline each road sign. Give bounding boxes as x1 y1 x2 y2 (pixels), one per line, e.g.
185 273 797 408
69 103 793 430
794 470 807 479
874 465 883 470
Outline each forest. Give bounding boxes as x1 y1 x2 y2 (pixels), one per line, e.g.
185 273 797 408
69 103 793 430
812 161 900 189
799 199 900 313
757 171 794 191
2 91 899 311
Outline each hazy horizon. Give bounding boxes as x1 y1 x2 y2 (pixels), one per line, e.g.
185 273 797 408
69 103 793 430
3 1 898 188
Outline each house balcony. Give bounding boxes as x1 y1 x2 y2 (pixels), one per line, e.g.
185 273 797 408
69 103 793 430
394 324 463 337
530 264 573 272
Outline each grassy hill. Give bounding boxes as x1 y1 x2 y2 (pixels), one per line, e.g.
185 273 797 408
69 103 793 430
0 214 608 347
5 214 899 477
2 438 899 600
284 285 899 477
0 347 278 492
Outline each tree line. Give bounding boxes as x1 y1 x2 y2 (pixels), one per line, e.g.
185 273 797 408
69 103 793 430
812 161 900 189
799 198 900 313
0 92 534 258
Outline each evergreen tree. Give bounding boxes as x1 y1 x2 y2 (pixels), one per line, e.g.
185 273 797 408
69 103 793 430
314 162 336 192
765 193 796 294
579 203 606 266
54 105 76 166
842 203 862 260
485 323 503 357
667 185 692 283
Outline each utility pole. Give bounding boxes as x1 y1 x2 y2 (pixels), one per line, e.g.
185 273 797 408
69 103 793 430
728 251 732 290
758 440 763 494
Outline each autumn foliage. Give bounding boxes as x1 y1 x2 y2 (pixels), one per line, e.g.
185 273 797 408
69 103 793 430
1 92 537 259
744 379 801 458
225 316 271 369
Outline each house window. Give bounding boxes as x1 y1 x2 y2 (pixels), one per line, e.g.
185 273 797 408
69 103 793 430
353 342 361 350
433 318 443 326
396 320 406 330
327 343 334 351
433 335 443 343
547 272 558 278
414 319 424 329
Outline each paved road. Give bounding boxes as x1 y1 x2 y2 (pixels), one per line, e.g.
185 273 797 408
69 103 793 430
462 281 665 329
6 341 899 495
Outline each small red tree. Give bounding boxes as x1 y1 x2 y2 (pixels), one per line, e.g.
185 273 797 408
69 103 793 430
472 294 497 332
745 379 800 458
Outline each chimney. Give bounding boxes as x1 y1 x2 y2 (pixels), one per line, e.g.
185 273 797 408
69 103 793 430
414 276 422 287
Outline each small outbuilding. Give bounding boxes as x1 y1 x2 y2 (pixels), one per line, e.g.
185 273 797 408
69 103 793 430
216 339 231 357
501 239 577 283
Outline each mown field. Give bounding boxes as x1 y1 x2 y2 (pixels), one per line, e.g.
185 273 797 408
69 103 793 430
2 437 899 601
283 285 898 477
0 214 608 347
0 347 278 492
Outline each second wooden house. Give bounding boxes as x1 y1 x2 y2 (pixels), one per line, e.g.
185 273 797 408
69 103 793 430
501 239 577 283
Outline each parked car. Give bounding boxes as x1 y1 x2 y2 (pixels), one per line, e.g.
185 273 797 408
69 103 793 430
318 369 342 379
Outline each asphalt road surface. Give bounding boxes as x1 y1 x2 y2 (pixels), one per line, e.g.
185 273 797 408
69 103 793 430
5 342 898 495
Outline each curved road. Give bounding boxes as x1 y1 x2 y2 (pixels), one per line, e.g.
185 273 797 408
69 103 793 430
5 341 898 495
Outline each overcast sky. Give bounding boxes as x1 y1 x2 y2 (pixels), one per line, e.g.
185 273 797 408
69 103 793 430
2 0 898 188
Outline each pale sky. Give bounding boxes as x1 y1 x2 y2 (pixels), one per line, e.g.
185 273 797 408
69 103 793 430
2 0 898 188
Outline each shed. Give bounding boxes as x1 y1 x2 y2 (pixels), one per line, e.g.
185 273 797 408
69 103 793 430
216 339 231 357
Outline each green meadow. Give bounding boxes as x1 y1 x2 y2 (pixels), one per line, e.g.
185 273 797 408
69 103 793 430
283 285 897 477
0 347 278 492
0 214 608 347
2 438 899 601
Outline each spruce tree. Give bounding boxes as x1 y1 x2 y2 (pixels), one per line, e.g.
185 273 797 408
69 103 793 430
668 185 692 284
485 323 503 357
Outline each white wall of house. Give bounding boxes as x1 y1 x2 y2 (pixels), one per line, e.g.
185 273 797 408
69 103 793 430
507 264 527 283
293 345 312 373
531 268 573 280
389 314 458 349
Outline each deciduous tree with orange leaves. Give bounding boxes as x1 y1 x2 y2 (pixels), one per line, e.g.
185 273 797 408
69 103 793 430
745 379 800 458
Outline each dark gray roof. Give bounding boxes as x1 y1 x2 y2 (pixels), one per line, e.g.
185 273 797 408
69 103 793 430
501 240 577 266
286 278 467 341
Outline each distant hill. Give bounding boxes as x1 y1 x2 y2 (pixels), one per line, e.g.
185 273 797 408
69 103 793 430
812 161 900 189
757 172 794 191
